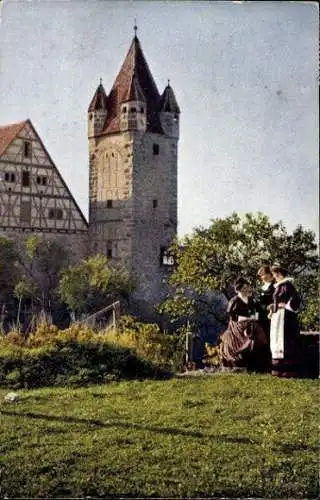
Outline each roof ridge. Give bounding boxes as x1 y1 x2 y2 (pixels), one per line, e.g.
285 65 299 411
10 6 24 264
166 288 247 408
0 119 29 156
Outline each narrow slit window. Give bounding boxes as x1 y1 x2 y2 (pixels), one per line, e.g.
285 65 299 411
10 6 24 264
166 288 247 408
106 241 112 258
153 199 158 208
107 200 113 208
153 143 159 155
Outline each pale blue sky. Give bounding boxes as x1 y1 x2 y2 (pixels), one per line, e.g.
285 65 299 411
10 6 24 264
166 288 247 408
0 0 318 237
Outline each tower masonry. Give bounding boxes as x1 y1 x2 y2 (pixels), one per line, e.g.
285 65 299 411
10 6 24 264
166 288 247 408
88 34 180 315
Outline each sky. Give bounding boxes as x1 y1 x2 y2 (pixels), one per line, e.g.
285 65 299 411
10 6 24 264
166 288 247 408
0 0 318 238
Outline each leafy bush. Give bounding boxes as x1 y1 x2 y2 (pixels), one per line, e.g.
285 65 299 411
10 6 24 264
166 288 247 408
0 322 172 389
107 315 185 372
203 342 222 368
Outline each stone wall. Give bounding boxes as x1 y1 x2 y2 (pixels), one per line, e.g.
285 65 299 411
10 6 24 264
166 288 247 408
88 129 178 315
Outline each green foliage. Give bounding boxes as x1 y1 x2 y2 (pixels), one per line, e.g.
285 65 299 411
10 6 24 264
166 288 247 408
203 342 222 368
0 323 170 389
21 235 71 310
0 375 318 498
159 213 319 329
0 237 21 302
58 255 134 317
107 315 185 372
299 295 319 332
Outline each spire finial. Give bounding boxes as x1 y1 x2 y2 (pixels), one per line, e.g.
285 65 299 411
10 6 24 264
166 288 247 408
100 77 103 85
134 19 137 36
168 79 170 86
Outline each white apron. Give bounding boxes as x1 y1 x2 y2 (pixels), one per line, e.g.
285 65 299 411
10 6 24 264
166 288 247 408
270 308 285 359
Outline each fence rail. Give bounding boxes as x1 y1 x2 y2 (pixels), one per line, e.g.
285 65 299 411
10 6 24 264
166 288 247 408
78 301 121 331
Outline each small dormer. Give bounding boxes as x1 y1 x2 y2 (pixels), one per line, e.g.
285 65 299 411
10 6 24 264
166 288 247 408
120 74 147 132
88 80 108 138
159 81 180 139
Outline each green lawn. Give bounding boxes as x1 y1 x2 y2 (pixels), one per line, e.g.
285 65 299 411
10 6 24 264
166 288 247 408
0 373 318 498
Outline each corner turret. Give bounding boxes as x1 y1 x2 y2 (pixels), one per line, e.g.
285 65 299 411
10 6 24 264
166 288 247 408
159 81 180 139
88 80 108 138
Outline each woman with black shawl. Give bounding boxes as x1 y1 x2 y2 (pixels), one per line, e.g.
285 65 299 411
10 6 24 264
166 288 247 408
221 277 269 372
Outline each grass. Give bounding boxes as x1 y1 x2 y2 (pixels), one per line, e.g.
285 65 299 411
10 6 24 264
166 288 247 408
0 373 319 498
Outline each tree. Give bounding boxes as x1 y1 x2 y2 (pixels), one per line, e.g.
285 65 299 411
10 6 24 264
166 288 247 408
159 213 319 331
0 237 21 302
58 255 134 319
0 237 22 328
17 235 72 313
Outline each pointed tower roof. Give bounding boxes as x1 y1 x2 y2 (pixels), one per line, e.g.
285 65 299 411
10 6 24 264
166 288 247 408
88 81 108 112
124 72 146 102
0 120 28 156
102 35 163 134
159 82 180 114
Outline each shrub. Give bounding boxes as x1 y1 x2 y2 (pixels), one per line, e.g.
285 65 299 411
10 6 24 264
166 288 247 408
203 341 222 369
0 322 172 388
107 315 185 372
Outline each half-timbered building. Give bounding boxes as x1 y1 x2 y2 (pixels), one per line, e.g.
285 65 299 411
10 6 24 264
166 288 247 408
0 119 88 260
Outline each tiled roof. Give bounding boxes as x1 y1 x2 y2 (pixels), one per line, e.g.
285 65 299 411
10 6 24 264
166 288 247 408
159 84 181 114
0 120 27 156
124 73 146 103
88 82 108 112
101 36 164 135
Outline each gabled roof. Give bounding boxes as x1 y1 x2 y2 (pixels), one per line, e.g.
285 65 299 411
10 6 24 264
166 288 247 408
88 82 108 112
101 35 164 135
0 120 28 156
0 118 88 228
159 84 181 114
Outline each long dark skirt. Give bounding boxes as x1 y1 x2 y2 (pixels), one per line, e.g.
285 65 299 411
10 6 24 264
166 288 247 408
221 319 270 372
270 309 302 378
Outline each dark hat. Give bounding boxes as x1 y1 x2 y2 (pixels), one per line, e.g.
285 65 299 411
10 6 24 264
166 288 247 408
271 263 288 275
234 277 249 292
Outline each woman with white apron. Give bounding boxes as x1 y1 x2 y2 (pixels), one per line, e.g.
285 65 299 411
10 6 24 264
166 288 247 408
269 265 301 377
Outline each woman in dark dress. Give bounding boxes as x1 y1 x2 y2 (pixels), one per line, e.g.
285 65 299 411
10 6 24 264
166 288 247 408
269 265 301 377
255 265 275 371
221 278 268 371
256 265 275 342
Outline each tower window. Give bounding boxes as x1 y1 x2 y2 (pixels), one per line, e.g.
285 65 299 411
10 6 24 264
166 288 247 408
22 171 30 187
122 106 127 113
160 246 175 267
153 199 158 209
106 240 112 258
140 107 144 113
107 199 113 208
130 107 136 113
153 143 159 155
24 141 32 158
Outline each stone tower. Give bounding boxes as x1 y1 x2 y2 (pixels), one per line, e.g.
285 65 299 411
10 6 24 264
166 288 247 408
88 33 180 316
